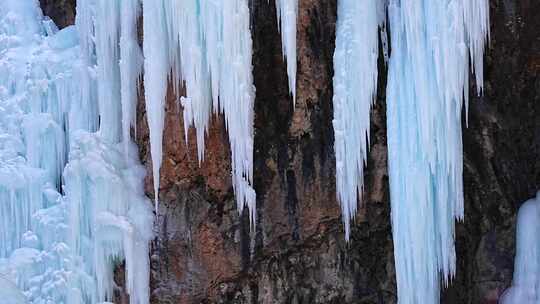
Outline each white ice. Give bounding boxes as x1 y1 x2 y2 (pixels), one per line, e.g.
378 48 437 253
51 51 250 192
385 0 489 303
142 0 257 225
275 0 297 103
501 191 540 304
332 0 385 241
142 0 168 210
0 0 153 303
0 276 27 304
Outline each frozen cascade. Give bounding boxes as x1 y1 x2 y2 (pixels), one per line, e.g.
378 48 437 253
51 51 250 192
385 0 489 303
142 0 257 224
500 191 540 304
275 0 297 103
64 133 153 304
332 0 385 241
0 0 153 303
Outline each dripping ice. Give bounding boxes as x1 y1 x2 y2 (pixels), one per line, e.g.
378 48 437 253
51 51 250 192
142 0 257 224
385 0 489 303
0 0 153 303
275 0 297 103
0 1 495 304
332 0 387 241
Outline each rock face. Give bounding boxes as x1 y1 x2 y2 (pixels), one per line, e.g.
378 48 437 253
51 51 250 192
445 1 540 302
42 0 539 303
39 0 75 29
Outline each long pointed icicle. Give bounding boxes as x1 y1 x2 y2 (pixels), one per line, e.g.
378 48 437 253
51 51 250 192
275 0 297 103
144 0 257 225
142 0 169 209
94 0 122 143
120 0 143 158
220 0 257 225
332 0 382 241
385 0 489 303
167 0 212 161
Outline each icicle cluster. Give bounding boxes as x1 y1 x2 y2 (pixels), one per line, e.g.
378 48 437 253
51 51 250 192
1 0 494 303
500 191 540 304
0 0 153 303
64 133 153 304
142 0 257 224
275 0 297 103
385 0 489 303
332 0 386 241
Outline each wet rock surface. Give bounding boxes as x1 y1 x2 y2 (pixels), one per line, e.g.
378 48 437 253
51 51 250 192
41 0 539 303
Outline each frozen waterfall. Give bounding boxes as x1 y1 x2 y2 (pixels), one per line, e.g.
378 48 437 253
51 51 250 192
0 0 153 303
0 0 494 304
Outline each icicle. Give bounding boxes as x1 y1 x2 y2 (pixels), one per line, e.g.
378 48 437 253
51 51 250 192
73 0 99 136
275 0 297 103
65 133 153 304
500 191 540 304
0 1 153 303
385 0 489 303
94 0 122 143
167 0 212 161
219 0 257 226
142 0 169 210
120 0 143 158
144 0 257 225
332 0 382 241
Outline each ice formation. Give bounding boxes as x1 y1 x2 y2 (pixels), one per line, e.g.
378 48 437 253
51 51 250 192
500 191 540 304
275 0 297 103
0 276 27 304
385 0 489 303
0 0 494 303
332 0 386 241
141 0 168 210
142 0 257 224
0 0 153 303
119 0 144 159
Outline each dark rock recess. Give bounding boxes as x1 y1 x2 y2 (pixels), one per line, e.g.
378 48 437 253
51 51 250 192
40 0 539 303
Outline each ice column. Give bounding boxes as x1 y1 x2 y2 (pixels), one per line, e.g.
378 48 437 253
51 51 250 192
385 0 489 303
332 0 383 241
500 191 540 304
